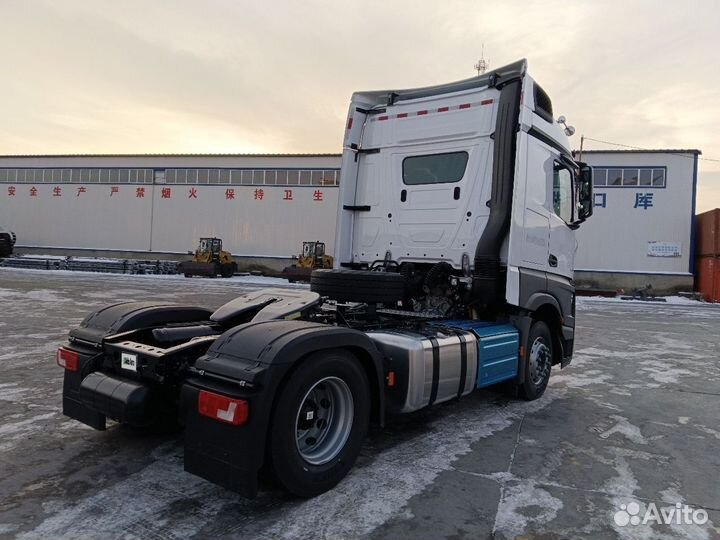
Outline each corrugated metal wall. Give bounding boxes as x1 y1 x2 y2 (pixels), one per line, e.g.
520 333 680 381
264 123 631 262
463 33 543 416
0 155 341 258
149 184 338 255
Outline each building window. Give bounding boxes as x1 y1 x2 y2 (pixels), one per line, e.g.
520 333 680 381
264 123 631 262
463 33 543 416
593 168 607 186
622 169 639 186
0 166 342 186
639 169 652 186
652 169 665 186
593 167 666 188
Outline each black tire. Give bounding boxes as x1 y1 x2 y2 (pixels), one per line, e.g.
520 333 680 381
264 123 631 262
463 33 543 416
220 263 235 278
310 269 405 304
0 236 11 258
519 321 553 401
268 349 370 497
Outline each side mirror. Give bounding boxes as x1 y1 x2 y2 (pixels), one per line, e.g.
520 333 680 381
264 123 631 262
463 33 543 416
575 162 593 223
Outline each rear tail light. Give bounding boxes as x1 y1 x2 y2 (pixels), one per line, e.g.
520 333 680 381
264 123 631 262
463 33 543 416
57 347 79 372
198 390 249 426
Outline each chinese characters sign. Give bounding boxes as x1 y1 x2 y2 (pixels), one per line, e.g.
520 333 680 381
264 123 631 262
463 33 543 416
3 185 329 202
591 191 658 210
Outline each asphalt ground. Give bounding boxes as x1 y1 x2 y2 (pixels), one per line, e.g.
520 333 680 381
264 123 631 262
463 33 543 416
0 268 719 540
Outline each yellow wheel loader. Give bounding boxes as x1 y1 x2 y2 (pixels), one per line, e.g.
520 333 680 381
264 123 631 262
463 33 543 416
178 237 237 278
282 241 333 283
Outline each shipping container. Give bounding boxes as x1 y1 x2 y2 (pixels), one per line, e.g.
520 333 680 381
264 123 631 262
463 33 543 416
696 256 720 302
696 208 720 257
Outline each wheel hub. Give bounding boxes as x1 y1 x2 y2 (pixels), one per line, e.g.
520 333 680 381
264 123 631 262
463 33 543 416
295 376 354 466
529 337 551 386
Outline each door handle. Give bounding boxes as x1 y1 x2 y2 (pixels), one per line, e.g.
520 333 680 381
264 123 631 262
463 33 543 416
548 254 558 267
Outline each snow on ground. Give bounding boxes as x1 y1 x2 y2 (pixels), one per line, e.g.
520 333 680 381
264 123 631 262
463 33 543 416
1 268 719 539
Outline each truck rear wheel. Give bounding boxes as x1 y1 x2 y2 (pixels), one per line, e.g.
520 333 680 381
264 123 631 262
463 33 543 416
268 349 370 497
519 321 552 401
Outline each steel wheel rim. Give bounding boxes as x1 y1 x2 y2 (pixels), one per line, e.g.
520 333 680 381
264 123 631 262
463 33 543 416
295 376 354 465
529 337 551 386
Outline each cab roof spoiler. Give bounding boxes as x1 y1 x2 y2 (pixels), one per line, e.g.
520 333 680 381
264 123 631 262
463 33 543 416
353 59 527 108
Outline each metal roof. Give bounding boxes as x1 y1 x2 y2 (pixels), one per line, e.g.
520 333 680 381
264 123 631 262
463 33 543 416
0 153 342 159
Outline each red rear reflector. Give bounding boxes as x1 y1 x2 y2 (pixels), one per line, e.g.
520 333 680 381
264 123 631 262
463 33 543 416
198 391 249 426
459 103 471 109
57 348 79 372
438 106 449 112
417 110 428 115
387 371 396 387
346 117 353 129
378 115 389 121
396 113 408 119
481 99 494 105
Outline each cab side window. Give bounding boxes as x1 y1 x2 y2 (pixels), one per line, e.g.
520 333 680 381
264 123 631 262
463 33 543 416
553 162 573 223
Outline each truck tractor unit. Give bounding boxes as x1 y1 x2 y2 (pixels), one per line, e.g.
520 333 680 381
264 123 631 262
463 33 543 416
58 59 593 498
0 227 16 257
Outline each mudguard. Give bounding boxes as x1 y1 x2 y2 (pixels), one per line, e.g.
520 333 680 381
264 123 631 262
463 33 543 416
69 302 213 346
181 319 385 498
63 302 213 430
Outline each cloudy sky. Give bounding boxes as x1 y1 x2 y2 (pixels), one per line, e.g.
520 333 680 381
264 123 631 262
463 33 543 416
1 0 718 210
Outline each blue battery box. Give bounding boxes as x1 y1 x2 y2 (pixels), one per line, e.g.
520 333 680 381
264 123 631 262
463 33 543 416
434 320 519 388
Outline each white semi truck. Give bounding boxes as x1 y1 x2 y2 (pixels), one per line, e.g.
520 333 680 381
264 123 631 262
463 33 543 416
58 59 592 498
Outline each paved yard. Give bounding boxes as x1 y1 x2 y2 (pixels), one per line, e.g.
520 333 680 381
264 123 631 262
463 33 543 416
0 268 719 539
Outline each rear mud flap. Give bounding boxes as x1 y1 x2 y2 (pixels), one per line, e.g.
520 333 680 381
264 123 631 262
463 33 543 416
63 394 106 430
181 382 265 498
78 372 155 426
63 366 107 430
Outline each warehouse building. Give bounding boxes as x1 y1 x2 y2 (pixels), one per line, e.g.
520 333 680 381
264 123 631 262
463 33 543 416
0 149 700 291
574 149 700 293
0 154 342 270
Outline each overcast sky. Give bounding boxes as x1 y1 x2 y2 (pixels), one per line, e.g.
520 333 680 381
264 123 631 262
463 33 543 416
1 0 718 211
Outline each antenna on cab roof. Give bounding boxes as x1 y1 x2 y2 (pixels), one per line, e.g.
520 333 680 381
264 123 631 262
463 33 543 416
474 45 489 76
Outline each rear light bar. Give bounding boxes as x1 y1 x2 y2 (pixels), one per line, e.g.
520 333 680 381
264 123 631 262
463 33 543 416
198 390 249 426
57 347 79 372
